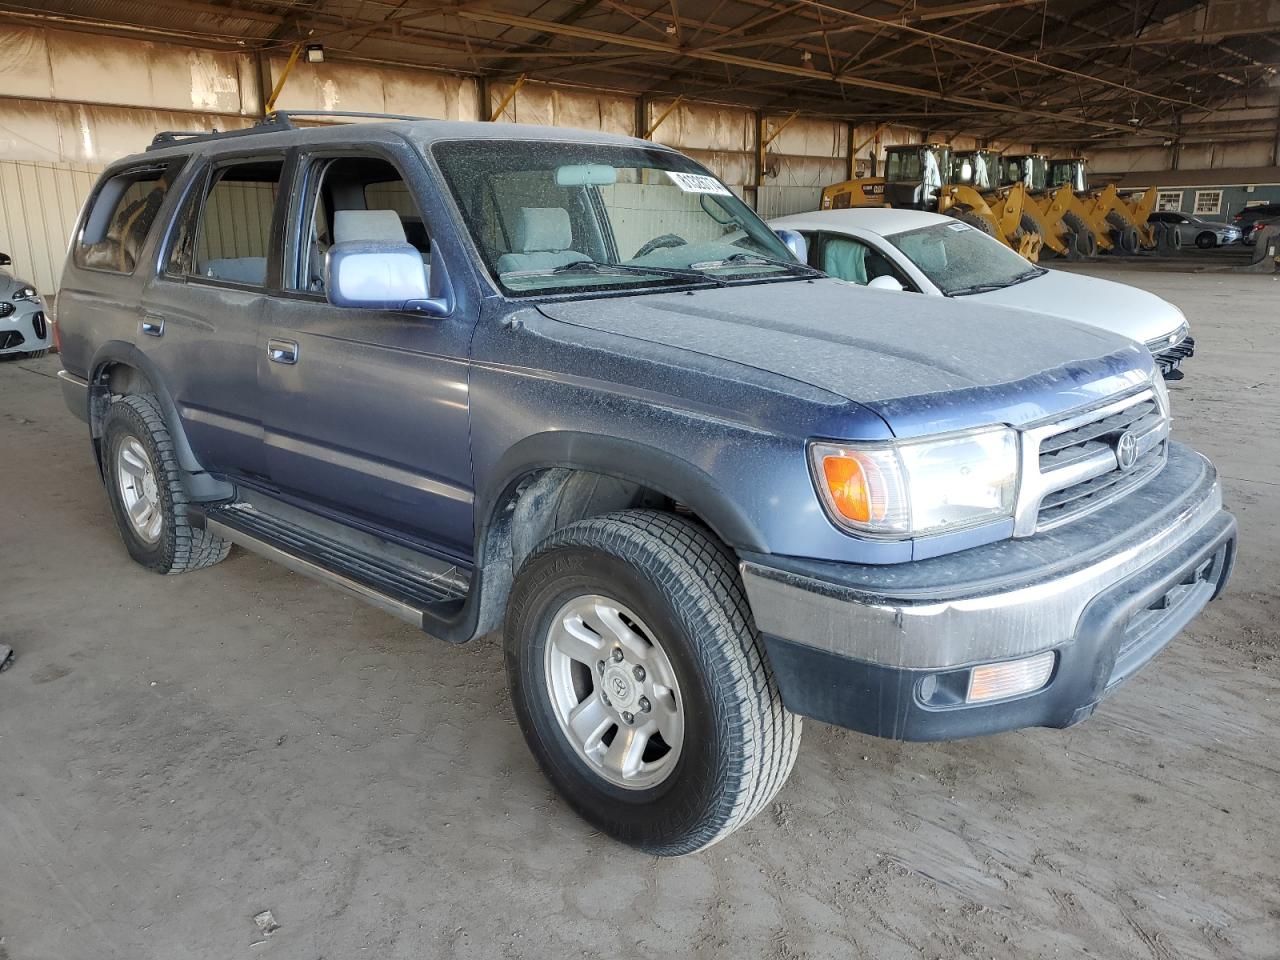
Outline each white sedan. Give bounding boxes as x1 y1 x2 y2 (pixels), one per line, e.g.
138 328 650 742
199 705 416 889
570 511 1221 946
769 208 1194 379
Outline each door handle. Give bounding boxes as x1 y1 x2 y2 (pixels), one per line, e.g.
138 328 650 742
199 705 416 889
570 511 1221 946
268 339 299 364
140 316 164 337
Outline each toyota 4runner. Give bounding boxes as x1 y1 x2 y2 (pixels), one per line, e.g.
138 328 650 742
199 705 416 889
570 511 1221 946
56 113 1236 856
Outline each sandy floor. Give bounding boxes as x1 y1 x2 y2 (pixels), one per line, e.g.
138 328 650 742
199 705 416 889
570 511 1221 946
1 266 1276 959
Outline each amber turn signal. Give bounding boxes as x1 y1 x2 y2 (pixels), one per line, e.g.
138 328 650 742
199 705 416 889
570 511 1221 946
820 453 886 524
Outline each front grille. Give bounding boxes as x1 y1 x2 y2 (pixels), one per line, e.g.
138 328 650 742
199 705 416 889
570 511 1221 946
31 311 46 339
1019 390 1170 534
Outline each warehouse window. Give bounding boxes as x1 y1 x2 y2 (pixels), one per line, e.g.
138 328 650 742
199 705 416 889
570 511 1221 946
76 158 187 274
1155 190 1183 212
1193 190 1223 215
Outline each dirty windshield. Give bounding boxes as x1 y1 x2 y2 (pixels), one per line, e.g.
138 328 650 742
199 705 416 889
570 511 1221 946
887 220 1045 296
432 139 813 296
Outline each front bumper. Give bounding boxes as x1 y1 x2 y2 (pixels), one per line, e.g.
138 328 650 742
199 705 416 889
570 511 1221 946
740 442 1235 740
0 305 51 355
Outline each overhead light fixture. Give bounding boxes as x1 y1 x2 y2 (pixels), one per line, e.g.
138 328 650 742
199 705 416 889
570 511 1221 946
304 43 325 63
801 50 813 62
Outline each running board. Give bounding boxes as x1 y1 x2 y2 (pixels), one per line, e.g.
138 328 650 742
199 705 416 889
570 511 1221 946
199 500 469 627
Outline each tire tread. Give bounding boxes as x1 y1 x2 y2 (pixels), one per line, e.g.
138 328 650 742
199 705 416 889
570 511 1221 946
521 509 801 854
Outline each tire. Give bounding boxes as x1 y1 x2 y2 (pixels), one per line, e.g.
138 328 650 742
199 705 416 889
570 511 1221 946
954 209 997 237
1195 231 1216 249
101 393 231 574
1062 211 1097 259
504 509 801 856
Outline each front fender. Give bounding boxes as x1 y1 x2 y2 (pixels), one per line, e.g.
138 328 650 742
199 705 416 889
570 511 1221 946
484 430 769 553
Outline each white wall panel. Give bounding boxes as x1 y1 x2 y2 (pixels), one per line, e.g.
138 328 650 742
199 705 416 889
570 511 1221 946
489 81 634 135
268 56 479 121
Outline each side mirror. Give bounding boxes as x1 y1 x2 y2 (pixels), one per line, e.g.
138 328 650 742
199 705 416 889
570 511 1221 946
0 252 10 267
325 241 452 317
773 229 808 263
868 275 904 292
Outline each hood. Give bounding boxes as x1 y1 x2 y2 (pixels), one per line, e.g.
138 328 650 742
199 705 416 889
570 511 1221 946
965 268 1185 345
536 279 1152 438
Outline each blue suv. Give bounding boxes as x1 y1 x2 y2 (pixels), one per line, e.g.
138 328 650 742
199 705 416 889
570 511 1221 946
57 113 1236 855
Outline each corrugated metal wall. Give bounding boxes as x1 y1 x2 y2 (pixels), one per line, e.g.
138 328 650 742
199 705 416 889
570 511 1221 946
0 160 104 295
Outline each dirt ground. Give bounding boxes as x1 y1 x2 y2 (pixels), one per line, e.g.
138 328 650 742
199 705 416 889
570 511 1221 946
1 265 1277 960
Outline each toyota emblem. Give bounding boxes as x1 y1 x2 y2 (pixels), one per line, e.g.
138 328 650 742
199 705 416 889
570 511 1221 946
1115 430 1139 471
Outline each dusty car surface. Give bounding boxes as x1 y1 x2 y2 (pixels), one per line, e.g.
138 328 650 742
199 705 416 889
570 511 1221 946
0 252 52 359
56 114 1236 855
769 208 1196 379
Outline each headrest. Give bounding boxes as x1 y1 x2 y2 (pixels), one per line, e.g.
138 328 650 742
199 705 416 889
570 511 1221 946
334 209 406 243
514 207 572 253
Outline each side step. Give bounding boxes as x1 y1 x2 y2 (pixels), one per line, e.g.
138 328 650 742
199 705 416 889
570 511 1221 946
199 499 469 627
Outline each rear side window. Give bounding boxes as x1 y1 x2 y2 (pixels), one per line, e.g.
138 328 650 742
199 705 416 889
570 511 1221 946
76 159 186 274
187 159 284 287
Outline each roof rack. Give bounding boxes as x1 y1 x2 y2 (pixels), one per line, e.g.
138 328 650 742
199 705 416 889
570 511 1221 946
146 110 430 152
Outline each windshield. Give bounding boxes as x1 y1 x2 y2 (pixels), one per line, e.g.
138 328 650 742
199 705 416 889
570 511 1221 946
885 221 1044 296
886 147 948 186
432 140 808 297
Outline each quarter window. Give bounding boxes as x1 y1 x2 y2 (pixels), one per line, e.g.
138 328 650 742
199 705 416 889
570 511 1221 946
1193 190 1223 216
190 159 284 287
76 159 186 274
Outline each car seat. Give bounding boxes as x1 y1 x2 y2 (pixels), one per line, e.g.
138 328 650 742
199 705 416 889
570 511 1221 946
494 207 588 275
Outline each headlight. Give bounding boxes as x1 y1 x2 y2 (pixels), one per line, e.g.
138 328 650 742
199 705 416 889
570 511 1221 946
12 285 38 302
810 426 1019 538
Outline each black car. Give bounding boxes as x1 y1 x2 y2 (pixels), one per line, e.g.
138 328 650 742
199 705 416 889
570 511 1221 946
1234 202 1280 245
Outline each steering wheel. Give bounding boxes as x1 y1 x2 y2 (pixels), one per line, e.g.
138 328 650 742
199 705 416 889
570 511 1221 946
633 233 688 259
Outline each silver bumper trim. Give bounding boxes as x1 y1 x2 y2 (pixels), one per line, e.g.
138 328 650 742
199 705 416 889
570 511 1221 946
741 474 1223 671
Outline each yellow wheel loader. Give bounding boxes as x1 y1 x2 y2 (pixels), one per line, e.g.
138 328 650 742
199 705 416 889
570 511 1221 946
820 176 887 209
1049 158 1167 255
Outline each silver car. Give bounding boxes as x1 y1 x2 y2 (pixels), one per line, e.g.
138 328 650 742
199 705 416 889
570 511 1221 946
0 253 52 359
1147 211 1242 248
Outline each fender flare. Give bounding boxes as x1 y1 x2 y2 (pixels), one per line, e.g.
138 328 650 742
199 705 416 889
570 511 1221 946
87 341 206 476
481 430 770 556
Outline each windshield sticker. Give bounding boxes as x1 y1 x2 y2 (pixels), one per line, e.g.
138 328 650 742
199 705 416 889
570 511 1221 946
947 221 971 231
666 171 733 196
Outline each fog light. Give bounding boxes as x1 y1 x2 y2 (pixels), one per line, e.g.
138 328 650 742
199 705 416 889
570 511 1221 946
966 652 1055 703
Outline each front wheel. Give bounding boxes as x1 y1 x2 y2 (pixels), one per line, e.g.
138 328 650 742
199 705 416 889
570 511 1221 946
1195 231 1216 249
504 510 801 856
101 393 231 574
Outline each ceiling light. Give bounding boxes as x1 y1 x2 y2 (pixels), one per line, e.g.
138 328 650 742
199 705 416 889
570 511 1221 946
304 43 325 63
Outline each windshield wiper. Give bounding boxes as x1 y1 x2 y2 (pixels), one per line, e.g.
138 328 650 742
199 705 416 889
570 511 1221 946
949 267 1046 296
688 252 823 277
502 259 726 286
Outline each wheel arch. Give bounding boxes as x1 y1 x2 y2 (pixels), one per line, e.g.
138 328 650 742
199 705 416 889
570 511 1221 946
87 341 232 500
452 432 770 643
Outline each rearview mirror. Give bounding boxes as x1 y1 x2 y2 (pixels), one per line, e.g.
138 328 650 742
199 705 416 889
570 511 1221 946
773 229 807 263
868 275 904 292
326 241 452 317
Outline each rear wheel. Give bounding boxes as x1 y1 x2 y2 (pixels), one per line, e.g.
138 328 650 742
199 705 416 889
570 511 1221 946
101 393 231 574
504 510 801 856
